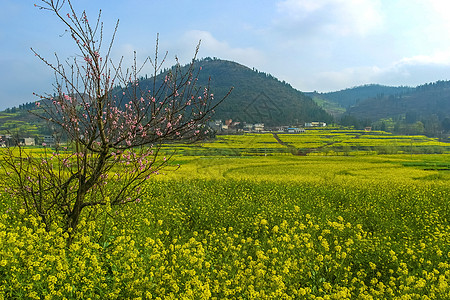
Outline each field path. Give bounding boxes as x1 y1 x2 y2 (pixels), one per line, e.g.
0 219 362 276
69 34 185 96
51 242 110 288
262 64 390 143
272 132 289 147
271 133 314 156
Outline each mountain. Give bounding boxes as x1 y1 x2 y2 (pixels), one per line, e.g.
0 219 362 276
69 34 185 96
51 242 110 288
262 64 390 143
135 58 333 126
303 82 450 135
0 58 333 137
344 80 450 134
307 84 414 110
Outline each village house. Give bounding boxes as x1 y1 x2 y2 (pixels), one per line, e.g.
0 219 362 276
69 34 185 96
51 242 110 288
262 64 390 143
286 127 305 133
1 135 36 147
0 135 11 147
253 123 265 132
19 137 36 146
43 136 56 146
208 120 223 132
305 121 327 127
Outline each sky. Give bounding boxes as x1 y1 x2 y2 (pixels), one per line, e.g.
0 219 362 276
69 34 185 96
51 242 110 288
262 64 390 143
2 0 450 110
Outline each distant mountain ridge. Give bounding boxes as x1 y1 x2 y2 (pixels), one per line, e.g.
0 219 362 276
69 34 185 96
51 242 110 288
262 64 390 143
305 84 415 117
306 82 450 134
343 81 450 133
345 81 450 119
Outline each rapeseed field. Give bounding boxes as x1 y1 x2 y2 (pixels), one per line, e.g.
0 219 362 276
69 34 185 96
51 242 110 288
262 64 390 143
1 130 449 299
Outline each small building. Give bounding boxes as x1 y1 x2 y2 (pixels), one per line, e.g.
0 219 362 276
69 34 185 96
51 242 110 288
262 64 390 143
253 123 265 132
286 127 305 133
208 120 223 132
19 137 36 146
305 121 327 127
243 123 254 131
0 135 15 147
0 135 36 147
43 136 56 146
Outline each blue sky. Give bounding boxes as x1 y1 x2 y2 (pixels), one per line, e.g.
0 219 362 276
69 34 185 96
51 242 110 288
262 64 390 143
2 0 450 110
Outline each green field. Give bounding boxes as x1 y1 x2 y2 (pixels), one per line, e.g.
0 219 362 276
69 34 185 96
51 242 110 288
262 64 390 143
1 129 450 299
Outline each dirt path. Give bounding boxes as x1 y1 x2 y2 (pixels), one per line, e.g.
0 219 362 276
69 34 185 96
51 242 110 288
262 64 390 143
272 132 289 146
271 132 313 156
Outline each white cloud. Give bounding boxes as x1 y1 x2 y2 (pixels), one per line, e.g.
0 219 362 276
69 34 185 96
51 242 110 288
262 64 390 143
429 0 450 19
276 0 323 19
424 0 450 43
275 0 384 38
396 51 450 67
389 0 450 52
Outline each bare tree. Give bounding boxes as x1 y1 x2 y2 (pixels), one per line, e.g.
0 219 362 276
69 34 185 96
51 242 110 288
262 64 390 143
0 0 231 240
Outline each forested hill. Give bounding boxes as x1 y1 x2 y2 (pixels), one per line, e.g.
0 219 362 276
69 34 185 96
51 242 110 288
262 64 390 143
307 84 414 110
136 58 333 126
345 80 450 129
